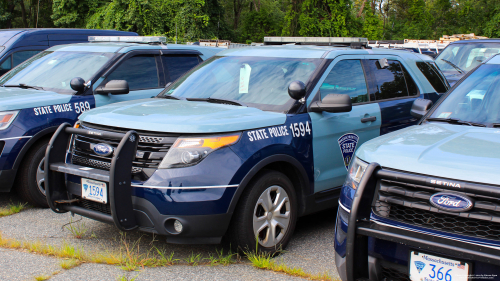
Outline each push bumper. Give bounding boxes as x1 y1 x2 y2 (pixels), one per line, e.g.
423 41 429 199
339 163 500 281
45 123 232 244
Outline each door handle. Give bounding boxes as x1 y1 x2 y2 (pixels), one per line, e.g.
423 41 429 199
361 116 376 123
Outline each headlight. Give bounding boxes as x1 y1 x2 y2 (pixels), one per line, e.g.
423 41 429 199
0 110 19 130
343 157 368 190
159 133 241 169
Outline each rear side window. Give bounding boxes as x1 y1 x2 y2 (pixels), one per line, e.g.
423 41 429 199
105 55 159 90
320 60 369 104
364 59 411 101
13 51 41 67
162 55 201 82
417 61 449 93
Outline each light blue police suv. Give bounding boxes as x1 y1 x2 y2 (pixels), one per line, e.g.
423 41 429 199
0 36 220 207
335 54 500 280
45 37 449 253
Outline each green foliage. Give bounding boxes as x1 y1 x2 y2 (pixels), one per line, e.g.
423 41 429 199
283 0 358 37
3 0 500 43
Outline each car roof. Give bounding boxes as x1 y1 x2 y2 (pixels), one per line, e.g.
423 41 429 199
47 42 222 59
448 39 500 44
218 45 433 61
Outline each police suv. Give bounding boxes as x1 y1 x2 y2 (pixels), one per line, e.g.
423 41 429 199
0 36 220 207
45 37 448 252
335 55 500 280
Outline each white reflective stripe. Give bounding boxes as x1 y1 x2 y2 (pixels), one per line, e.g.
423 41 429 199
131 184 239 190
338 201 351 213
0 136 32 141
371 219 500 251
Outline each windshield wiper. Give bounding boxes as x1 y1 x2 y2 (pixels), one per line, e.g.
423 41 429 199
186 97 246 107
440 59 465 74
4 83 44 90
160 95 184 100
426 117 486 127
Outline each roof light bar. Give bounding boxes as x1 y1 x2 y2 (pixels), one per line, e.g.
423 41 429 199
264 37 368 46
88 36 167 44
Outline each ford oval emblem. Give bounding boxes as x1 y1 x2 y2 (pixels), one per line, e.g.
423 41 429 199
429 192 473 213
92 143 114 157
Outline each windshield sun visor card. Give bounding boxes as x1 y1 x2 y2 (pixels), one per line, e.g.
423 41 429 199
239 63 251 94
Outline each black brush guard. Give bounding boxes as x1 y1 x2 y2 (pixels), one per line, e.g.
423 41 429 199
45 123 139 231
345 163 500 281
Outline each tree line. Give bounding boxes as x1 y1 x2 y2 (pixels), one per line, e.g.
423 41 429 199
1 0 499 43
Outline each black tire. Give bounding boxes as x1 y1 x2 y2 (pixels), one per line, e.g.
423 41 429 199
226 170 298 254
17 138 50 208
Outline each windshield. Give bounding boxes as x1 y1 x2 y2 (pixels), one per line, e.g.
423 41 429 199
436 43 500 74
0 51 114 92
428 64 500 127
160 56 321 112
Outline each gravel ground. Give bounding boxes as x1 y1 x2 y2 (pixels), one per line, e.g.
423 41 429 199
0 192 339 280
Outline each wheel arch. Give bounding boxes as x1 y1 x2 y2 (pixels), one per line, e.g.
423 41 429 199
12 126 58 173
227 154 311 217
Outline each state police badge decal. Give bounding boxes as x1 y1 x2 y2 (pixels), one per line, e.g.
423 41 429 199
338 133 359 170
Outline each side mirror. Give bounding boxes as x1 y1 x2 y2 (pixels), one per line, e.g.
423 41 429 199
288 81 306 100
70 77 86 92
411 98 433 118
95 80 129 95
310 94 352 113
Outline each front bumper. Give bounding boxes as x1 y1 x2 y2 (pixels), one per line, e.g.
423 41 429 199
45 124 234 244
335 163 500 281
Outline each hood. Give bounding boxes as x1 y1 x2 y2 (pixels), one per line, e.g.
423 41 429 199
79 98 287 133
356 123 500 185
0 87 71 111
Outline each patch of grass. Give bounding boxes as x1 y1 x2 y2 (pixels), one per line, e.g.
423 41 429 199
59 258 82 270
0 202 28 217
116 274 139 281
206 248 237 266
64 218 88 239
34 274 51 281
245 240 335 281
183 252 202 266
154 247 178 266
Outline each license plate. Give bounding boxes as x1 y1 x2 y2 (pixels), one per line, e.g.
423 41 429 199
409 251 469 281
81 178 108 204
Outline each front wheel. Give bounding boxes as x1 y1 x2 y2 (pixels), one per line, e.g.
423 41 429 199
227 170 298 254
17 139 50 208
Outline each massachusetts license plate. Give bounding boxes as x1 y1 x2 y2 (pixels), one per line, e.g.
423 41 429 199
81 178 108 204
409 251 469 281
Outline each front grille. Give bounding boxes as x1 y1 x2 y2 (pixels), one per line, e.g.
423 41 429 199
380 266 410 281
78 198 111 215
373 177 500 241
71 122 179 180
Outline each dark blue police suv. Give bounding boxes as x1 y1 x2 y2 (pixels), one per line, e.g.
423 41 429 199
45 38 449 253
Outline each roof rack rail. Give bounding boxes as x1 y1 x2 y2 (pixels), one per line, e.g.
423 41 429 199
263 37 369 48
88 36 166 44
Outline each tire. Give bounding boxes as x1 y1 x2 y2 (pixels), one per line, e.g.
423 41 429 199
227 170 298 254
17 138 50 208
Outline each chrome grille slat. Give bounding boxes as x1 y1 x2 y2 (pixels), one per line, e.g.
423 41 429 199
70 124 177 180
374 178 500 241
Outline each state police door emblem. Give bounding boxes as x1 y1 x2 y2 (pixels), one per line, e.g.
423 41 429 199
338 133 359 170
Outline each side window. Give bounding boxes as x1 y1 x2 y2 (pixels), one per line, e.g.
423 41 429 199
105 55 159 90
416 61 449 94
162 55 201 82
402 66 418 96
13 50 41 67
0 55 11 75
319 60 369 104
364 59 409 101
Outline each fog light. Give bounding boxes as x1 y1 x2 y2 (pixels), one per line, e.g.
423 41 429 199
174 219 183 233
